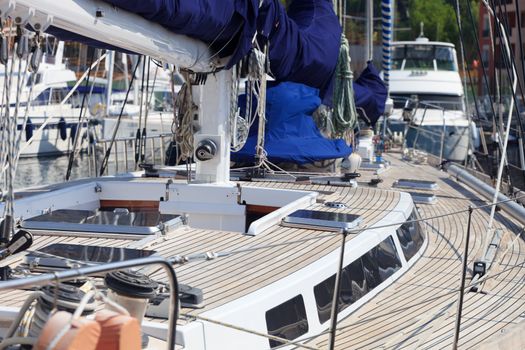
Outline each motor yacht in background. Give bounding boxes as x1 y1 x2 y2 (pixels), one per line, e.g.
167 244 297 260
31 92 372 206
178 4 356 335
387 35 478 162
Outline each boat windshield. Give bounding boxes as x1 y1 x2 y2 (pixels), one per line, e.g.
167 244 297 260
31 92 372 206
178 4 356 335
392 45 457 71
391 93 464 111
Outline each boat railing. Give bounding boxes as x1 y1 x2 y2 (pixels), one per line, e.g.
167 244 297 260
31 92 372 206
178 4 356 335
87 133 173 177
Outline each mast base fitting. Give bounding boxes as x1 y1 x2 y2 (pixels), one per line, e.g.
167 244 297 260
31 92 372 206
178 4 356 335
195 139 217 161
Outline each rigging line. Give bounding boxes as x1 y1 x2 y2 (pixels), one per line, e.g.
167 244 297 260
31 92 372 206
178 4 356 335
452 0 482 169
465 0 497 125
515 0 525 108
13 43 38 173
0 24 13 186
135 56 147 169
65 48 97 181
99 56 142 176
141 57 152 164
179 313 321 350
13 52 108 158
3 36 18 233
493 0 525 142
481 0 519 231
494 0 525 180
485 0 502 140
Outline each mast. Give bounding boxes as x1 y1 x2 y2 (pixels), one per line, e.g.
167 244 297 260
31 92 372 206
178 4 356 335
365 0 374 62
381 0 393 90
193 71 232 184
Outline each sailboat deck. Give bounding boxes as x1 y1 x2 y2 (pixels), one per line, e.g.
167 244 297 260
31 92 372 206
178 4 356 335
1 153 524 349
1 173 403 324
308 153 525 349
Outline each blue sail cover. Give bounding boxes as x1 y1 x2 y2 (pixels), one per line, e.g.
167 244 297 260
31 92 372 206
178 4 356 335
46 0 341 104
353 62 388 125
231 82 353 164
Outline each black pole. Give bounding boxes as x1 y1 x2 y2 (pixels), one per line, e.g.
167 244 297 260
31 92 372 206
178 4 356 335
453 206 473 350
329 229 349 350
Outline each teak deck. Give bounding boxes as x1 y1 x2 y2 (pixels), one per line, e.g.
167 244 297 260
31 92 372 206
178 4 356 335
2 152 524 349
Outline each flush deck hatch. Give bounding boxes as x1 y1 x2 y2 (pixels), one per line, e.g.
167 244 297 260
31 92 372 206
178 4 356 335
282 210 362 232
21 209 182 235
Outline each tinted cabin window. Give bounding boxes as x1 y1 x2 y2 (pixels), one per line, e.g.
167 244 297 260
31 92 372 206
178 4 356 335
362 250 381 289
314 237 402 324
266 295 308 348
376 236 402 280
314 258 368 324
314 274 336 324
397 211 425 261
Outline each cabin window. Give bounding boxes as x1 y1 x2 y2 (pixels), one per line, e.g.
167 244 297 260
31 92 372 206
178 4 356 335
265 295 308 348
34 88 51 106
376 236 403 280
396 211 425 261
314 237 402 324
314 258 367 324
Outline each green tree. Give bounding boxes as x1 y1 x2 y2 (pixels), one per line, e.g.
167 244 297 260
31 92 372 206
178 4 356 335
409 0 458 42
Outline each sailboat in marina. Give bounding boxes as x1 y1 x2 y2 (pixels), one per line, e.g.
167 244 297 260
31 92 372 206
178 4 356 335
0 39 102 158
0 0 524 349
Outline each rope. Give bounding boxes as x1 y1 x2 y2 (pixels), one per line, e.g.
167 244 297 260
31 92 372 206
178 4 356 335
332 34 358 137
174 76 197 164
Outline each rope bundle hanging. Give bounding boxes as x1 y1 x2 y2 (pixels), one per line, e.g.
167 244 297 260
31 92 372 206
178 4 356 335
332 34 358 138
173 76 197 164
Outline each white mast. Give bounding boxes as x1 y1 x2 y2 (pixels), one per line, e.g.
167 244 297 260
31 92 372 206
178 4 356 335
193 71 232 184
105 50 114 117
365 0 374 63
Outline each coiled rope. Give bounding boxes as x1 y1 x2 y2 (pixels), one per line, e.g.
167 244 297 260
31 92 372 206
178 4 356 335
332 34 358 138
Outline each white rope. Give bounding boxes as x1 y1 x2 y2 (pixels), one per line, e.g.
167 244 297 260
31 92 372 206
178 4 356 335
174 75 197 164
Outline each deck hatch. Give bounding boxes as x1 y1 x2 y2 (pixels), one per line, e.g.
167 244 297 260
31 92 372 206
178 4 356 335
408 192 438 204
281 210 362 231
393 179 438 191
24 243 157 270
21 209 182 235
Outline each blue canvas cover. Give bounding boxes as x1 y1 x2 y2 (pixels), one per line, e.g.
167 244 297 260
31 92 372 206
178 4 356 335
231 82 353 164
258 0 341 105
353 62 388 125
45 0 341 104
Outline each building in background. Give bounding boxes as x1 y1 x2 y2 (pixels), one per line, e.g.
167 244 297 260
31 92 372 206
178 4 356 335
477 0 525 98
